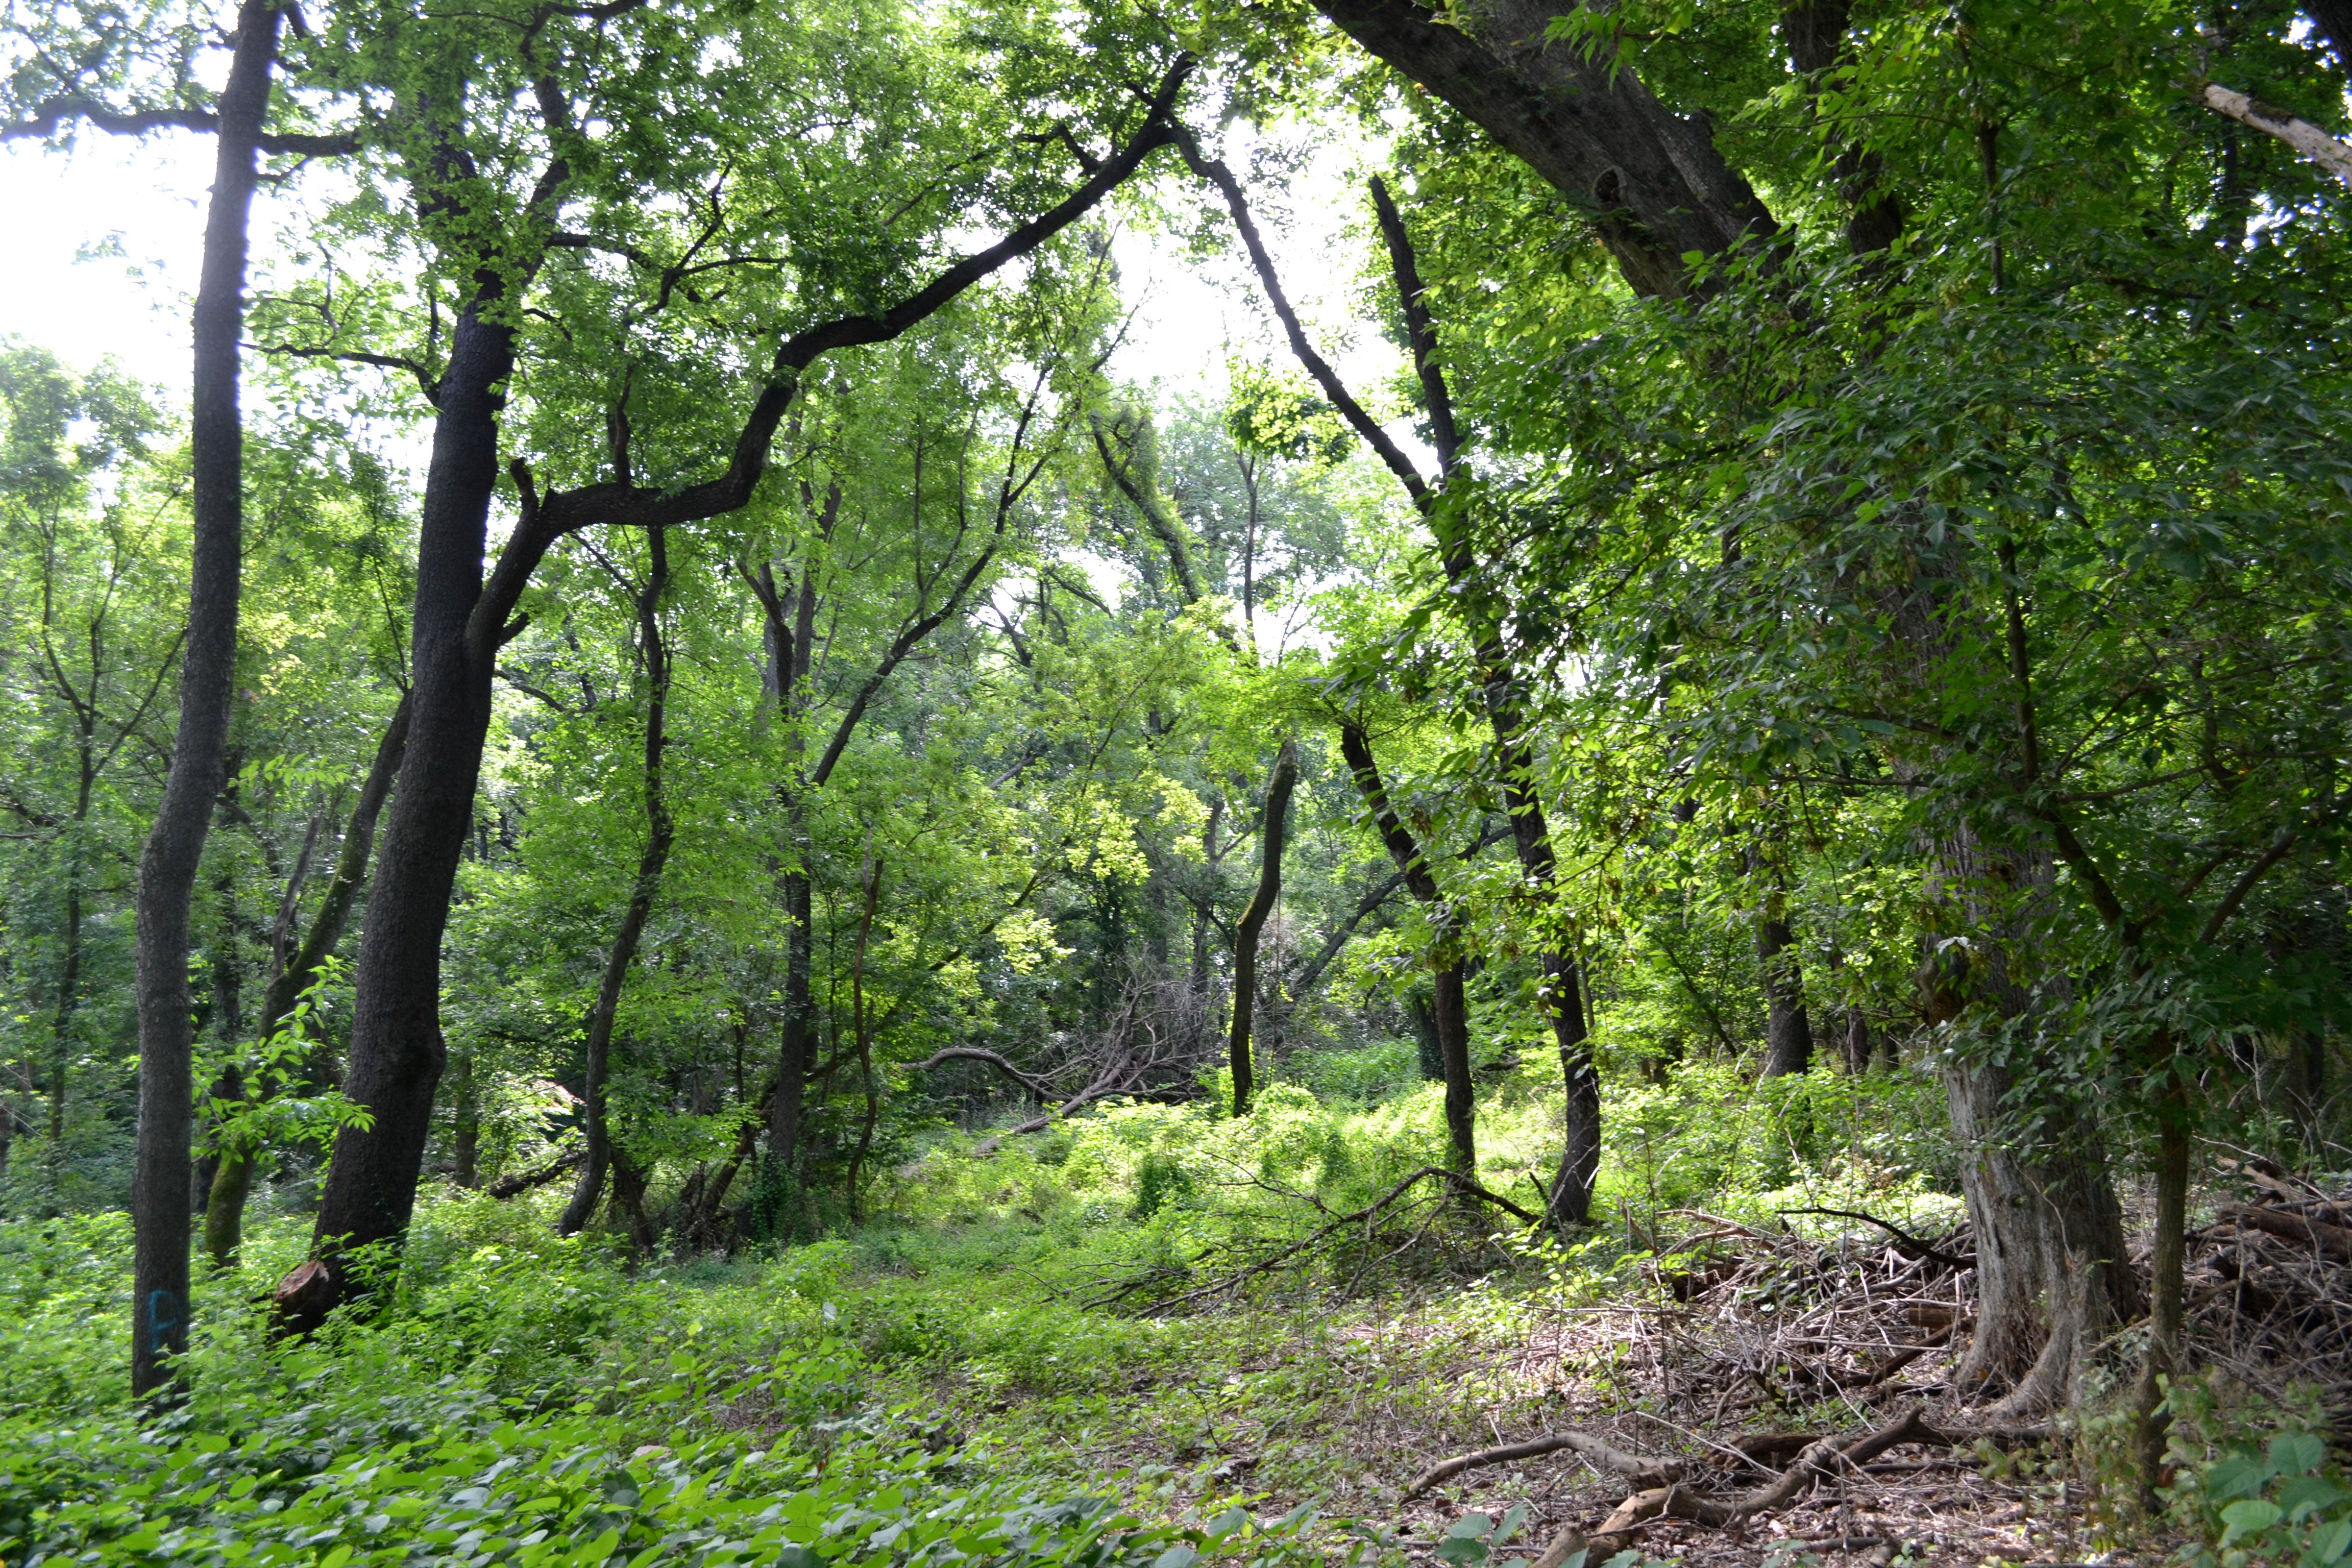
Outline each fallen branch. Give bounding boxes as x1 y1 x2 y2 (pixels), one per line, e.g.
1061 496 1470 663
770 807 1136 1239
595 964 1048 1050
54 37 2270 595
1776 1207 1971 1269
1601 1404 1938 1531
912 1045 1052 1098
1407 1431 1682 1498
1091 1165 1539 1312
487 1148 584 1199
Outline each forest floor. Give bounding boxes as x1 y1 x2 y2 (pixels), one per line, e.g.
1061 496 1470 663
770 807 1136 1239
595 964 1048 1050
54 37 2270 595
9 1081 2338 1567
802 1210 2122 1568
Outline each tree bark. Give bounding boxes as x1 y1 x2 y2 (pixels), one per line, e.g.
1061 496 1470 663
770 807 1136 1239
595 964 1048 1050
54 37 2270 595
1754 840 1815 1079
2135 1074 2189 1501
130 0 277 1398
1340 721 1476 1173
560 527 674 1235
306 297 515 1305
1228 739 1298 1115
206 693 409 1266
1314 0 1776 297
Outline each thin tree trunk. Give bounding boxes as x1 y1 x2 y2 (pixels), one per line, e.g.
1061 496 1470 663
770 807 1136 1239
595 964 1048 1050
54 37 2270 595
845 846 882 1223
205 693 409 1266
1755 849 1814 1078
1340 721 1476 1173
48 870 81 1194
560 527 673 1235
1228 739 1298 1115
452 1047 478 1189
130 0 277 1396
2134 1070 2189 1499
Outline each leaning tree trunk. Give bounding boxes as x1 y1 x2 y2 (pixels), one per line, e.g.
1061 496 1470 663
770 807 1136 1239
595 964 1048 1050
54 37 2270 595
1228 739 1298 1116
129 0 278 1397
303 302 517 1319
206 693 409 1268
561 527 674 1235
1341 720 1477 1173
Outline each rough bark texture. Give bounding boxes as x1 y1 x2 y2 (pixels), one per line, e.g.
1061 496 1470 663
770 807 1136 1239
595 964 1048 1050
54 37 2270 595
1341 721 1475 1173
1924 832 2138 1414
1228 739 1298 1116
130 0 277 1396
1317 0 1775 297
560 528 673 1235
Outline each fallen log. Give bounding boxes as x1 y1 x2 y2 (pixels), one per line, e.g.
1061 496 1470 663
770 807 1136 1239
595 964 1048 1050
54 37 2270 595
2220 1203 2352 1261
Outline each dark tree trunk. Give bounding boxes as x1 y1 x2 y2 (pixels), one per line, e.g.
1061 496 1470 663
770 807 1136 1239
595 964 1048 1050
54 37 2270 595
1341 721 1476 1174
130 0 277 1397
1228 739 1298 1116
752 532 825 1210
561 528 674 1235
205 693 408 1266
452 1048 479 1188
1755 876 1814 1078
306 300 516 1307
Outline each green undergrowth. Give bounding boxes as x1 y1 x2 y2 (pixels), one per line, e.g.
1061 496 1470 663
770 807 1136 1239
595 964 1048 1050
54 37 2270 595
0 1058 1969 1566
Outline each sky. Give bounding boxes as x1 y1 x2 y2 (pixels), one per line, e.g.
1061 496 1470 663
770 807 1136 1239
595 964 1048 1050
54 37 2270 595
0 120 1401 411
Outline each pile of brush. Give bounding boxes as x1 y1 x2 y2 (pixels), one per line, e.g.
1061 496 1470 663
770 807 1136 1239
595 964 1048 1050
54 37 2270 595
2195 1155 2352 1427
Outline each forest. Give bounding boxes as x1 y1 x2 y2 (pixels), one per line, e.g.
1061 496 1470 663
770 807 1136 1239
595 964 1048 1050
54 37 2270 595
1 0 2350 1560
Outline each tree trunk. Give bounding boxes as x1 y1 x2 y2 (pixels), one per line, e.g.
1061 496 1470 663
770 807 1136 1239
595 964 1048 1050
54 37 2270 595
2135 1075 2190 1500
306 299 516 1312
452 1047 479 1189
1228 739 1298 1115
561 528 674 1235
845 846 882 1222
1363 182 1594 1218
130 0 277 1397
1340 721 1477 1174
205 694 409 1266
1756 880 1814 1077
1923 833 2138 1414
